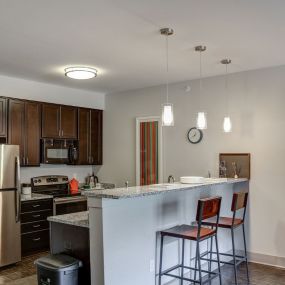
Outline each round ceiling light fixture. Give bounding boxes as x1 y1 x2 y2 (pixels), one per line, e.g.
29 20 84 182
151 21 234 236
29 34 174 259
65 67 97 80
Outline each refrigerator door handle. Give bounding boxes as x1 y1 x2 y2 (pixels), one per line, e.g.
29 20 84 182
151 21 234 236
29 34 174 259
15 156 21 223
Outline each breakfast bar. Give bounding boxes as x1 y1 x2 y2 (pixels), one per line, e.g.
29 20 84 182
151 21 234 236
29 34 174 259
84 178 249 285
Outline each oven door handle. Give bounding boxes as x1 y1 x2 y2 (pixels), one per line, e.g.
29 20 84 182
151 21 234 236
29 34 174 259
54 197 87 205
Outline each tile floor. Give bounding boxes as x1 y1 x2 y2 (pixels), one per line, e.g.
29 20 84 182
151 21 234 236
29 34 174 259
0 255 285 284
0 252 46 284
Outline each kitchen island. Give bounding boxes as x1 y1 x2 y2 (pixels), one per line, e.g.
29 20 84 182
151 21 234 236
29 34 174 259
48 212 90 284
84 178 249 285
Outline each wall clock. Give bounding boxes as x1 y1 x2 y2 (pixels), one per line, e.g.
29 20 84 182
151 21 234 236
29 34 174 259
187 127 203 144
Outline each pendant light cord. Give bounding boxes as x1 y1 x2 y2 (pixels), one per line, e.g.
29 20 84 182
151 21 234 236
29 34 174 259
199 51 202 96
225 63 229 116
165 34 169 104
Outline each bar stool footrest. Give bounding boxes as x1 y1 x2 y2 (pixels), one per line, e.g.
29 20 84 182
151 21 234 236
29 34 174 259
161 264 221 284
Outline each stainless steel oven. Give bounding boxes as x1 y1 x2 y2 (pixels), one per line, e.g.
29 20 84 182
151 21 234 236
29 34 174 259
53 196 87 215
41 139 78 164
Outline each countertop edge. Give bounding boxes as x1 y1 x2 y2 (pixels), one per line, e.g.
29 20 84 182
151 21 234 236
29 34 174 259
83 179 248 200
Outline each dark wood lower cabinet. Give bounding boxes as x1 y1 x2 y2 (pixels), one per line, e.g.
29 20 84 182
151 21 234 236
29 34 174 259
21 199 53 256
21 230 50 255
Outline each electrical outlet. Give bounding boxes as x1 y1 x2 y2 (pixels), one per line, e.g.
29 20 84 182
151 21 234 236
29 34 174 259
149 259 155 272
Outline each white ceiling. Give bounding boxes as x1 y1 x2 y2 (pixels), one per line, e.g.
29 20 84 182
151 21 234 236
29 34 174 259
0 0 285 94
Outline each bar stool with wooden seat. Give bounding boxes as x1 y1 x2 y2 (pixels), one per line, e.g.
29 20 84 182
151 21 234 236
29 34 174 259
201 192 249 285
158 196 222 285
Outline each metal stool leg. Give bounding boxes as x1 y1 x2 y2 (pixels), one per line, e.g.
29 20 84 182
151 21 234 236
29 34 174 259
194 241 199 282
158 235 164 285
231 228 238 285
197 241 202 285
180 239 185 285
242 224 250 283
215 234 222 285
209 226 214 273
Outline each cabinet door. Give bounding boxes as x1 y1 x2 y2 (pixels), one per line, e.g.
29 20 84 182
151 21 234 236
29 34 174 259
25 102 41 166
90 110 103 165
8 99 25 165
41 103 60 138
60 106 77 139
78 108 90 165
0 98 7 137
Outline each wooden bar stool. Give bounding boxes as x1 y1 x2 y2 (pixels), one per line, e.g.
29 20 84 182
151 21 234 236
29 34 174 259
201 192 249 285
158 196 222 285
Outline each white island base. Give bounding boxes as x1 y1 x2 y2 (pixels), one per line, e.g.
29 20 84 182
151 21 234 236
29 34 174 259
85 179 249 285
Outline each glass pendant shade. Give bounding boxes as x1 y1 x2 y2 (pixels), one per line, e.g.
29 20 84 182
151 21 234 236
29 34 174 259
223 116 232 133
162 103 174 126
196 112 207 130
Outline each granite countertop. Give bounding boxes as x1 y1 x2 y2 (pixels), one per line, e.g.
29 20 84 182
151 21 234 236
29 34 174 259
83 178 248 200
21 193 53 202
48 211 89 228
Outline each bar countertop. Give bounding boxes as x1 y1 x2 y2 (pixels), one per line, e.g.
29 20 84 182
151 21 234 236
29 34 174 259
83 178 248 200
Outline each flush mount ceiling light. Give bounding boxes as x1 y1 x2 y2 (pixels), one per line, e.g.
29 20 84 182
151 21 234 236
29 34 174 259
65 67 97 80
160 27 174 127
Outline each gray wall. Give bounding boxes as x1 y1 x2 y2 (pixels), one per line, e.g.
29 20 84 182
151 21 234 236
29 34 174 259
99 65 285 264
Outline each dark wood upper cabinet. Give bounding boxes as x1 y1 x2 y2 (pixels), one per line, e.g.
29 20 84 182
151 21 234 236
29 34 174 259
90 109 103 165
78 108 102 165
41 104 60 138
42 103 77 139
8 99 40 166
0 98 7 137
8 100 25 165
24 102 41 166
78 108 90 165
60 106 77 139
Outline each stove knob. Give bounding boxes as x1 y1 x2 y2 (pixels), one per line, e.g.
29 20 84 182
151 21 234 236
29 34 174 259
38 179 42 183
34 179 37 183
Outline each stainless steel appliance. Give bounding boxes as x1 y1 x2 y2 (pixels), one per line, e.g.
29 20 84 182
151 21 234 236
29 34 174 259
31 175 87 215
0 144 21 267
41 139 78 164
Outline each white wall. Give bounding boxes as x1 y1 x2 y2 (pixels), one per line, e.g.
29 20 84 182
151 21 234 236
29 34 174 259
0 74 105 183
99 65 285 265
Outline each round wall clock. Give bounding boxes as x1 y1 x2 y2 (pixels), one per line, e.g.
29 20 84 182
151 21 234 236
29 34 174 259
187 127 203 144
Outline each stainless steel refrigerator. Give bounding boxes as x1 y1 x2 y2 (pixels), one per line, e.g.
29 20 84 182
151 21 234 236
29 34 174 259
0 144 21 267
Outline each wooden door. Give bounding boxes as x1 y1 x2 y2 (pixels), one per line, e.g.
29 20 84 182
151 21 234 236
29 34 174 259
60 106 77 139
90 109 103 165
42 103 60 138
78 108 90 165
0 98 7 137
25 102 41 166
8 99 25 165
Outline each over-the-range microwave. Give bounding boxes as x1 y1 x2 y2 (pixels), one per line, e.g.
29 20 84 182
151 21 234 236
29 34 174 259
41 139 78 164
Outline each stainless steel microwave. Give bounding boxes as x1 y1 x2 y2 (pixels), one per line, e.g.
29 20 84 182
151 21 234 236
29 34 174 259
41 139 78 164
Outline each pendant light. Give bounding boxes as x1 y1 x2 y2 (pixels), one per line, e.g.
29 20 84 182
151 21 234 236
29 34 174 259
195 45 207 130
221 59 232 133
160 28 174 126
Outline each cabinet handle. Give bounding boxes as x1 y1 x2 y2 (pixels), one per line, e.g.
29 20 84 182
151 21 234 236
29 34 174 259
62 130 64 136
59 129 61 137
26 157 29 165
32 205 41 208
33 238 41 241
33 224 41 228
32 214 41 218
91 156 94 164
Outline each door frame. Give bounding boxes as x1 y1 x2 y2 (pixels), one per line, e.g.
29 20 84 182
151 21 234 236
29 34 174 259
135 116 163 186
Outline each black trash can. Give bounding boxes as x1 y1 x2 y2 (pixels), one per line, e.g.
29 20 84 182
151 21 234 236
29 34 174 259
35 254 83 285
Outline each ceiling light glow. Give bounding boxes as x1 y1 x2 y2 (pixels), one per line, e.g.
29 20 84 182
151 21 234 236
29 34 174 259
65 67 97 80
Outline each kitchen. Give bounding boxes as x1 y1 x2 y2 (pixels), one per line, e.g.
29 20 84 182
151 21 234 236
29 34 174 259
1 1 285 285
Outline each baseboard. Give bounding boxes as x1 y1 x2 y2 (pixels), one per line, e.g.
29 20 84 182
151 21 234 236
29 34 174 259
249 251 285 268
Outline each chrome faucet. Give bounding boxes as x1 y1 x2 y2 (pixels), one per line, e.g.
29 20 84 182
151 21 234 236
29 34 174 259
168 175 175 183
